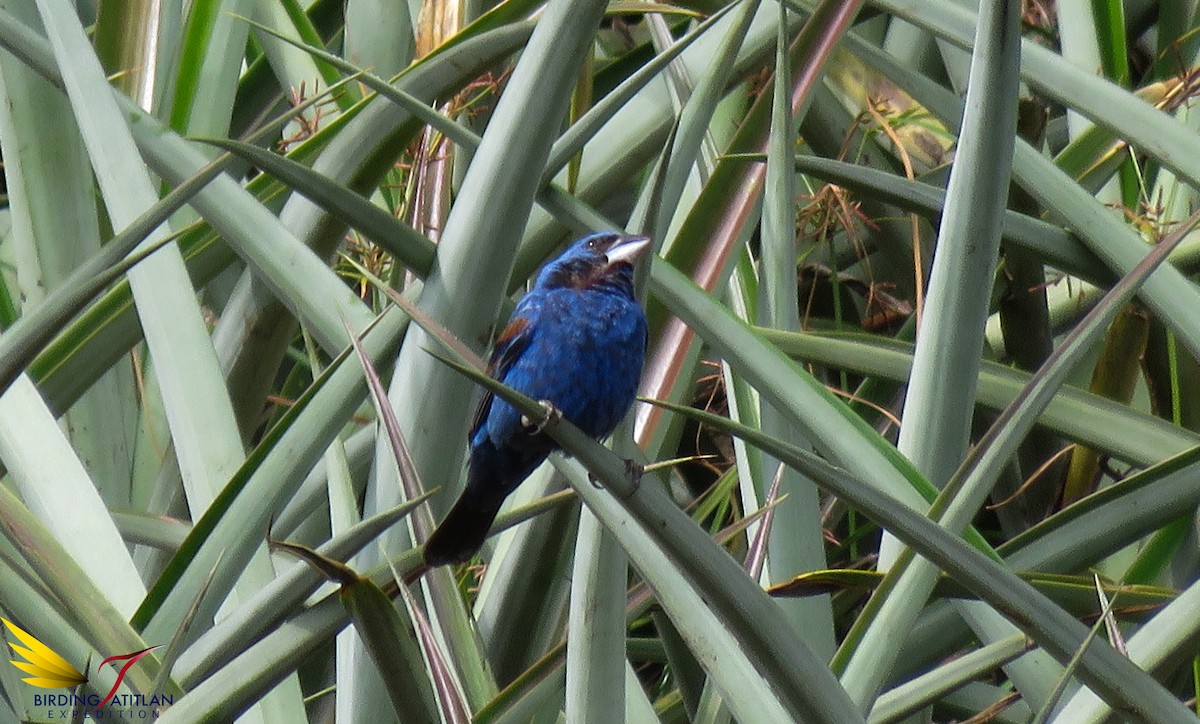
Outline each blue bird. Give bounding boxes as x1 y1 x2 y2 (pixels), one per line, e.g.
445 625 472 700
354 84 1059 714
423 232 650 566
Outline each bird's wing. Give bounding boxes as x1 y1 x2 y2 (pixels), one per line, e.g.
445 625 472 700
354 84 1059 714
468 311 535 441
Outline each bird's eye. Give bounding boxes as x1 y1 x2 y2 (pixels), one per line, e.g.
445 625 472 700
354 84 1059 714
585 238 599 249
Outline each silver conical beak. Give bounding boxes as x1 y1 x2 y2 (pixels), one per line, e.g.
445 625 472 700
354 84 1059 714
604 235 651 268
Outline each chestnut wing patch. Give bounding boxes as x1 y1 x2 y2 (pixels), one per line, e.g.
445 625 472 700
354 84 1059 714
469 315 533 441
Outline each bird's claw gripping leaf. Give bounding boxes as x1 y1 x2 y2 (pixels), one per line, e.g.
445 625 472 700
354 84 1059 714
588 458 644 494
521 399 562 434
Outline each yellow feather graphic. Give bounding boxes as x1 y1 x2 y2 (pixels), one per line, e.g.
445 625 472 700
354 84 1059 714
2 619 87 689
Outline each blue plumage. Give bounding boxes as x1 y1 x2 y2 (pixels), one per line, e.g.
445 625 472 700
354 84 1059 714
423 232 649 566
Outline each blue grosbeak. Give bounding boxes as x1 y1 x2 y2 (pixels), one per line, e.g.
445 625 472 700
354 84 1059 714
423 232 650 566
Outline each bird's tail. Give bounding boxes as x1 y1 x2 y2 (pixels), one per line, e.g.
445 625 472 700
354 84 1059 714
423 489 505 567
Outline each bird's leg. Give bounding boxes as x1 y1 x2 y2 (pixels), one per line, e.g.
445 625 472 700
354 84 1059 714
625 458 644 487
622 459 644 496
588 458 644 497
521 399 562 434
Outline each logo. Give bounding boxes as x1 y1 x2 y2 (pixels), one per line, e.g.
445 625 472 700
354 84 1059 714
3 618 164 711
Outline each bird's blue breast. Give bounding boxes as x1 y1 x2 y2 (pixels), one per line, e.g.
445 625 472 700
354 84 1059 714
478 286 646 448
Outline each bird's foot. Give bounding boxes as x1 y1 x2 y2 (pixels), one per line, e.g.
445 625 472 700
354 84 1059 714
624 459 644 495
522 399 562 434
588 459 644 496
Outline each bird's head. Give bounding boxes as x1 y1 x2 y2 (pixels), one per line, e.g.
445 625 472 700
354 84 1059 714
535 232 651 295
